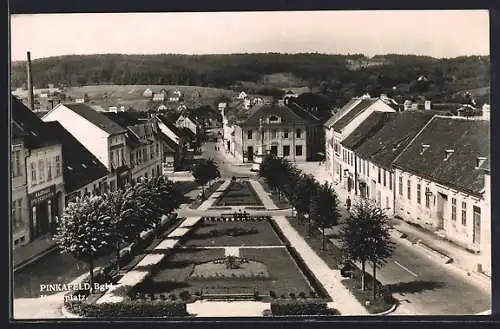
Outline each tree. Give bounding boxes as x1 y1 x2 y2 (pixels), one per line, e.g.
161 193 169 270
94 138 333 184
310 182 340 249
53 196 113 292
102 188 144 271
191 158 220 195
338 199 395 295
292 174 320 234
133 179 165 238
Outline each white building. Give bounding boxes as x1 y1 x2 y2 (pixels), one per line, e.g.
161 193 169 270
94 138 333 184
175 113 198 136
237 91 247 100
42 103 130 190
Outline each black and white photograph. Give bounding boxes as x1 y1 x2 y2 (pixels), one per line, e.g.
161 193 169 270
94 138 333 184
10 10 491 319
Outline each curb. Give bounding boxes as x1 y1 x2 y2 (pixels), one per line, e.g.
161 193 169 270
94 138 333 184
61 304 82 318
415 241 453 264
373 303 398 316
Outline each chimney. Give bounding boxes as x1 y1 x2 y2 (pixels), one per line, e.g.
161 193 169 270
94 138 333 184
424 100 431 110
26 52 35 111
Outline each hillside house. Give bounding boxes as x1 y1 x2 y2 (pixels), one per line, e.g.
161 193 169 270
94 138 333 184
152 93 165 102
237 91 248 100
143 88 153 97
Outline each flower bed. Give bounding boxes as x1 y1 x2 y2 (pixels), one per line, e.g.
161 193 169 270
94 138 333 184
189 180 225 209
270 299 332 316
65 299 188 317
214 180 263 206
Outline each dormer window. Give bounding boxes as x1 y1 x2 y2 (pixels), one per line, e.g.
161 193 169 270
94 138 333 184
476 157 486 168
420 144 430 155
269 115 279 123
444 149 454 161
81 163 87 169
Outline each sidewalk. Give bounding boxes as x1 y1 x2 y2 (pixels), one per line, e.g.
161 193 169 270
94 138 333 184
13 234 58 272
252 180 368 316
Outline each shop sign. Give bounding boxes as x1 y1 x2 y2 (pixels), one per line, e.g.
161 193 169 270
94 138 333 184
28 185 56 205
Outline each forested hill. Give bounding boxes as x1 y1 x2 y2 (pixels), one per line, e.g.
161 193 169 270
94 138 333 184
11 53 490 104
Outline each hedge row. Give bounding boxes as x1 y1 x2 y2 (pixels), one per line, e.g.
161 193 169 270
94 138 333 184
65 300 188 317
270 299 329 316
268 218 330 300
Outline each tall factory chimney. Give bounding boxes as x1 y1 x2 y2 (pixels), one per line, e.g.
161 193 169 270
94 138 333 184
26 51 35 111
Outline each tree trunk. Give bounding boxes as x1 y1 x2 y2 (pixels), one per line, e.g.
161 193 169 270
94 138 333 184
89 258 94 294
361 259 366 291
116 241 121 272
322 227 326 250
372 261 377 300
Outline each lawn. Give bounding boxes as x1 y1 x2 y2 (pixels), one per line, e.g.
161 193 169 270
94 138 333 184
133 247 318 301
188 180 225 209
257 178 291 209
214 180 263 207
182 219 284 247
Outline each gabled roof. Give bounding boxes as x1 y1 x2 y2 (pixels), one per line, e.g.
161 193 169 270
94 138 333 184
341 112 397 150
332 98 379 132
102 111 141 128
354 111 435 170
324 98 361 128
11 96 59 149
393 116 490 196
238 103 311 126
59 103 127 135
44 121 109 193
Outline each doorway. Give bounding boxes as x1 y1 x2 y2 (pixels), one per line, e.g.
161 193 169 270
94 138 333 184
473 206 481 245
436 192 448 229
270 145 278 156
247 146 254 162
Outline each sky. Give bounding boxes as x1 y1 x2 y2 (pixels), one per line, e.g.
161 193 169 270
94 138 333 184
10 10 490 61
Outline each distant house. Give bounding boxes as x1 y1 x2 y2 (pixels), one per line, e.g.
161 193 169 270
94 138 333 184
39 93 48 98
175 113 199 136
157 104 168 111
152 93 165 102
237 91 248 100
169 90 182 102
143 88 153 97
160 88 168 95
177 104 188 112
252 97 264 105
75 94 89 104
90 105 105 112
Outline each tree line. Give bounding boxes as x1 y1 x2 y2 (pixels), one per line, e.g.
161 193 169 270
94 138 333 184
258 154 395 300
53 176 184 292
11 53 489 106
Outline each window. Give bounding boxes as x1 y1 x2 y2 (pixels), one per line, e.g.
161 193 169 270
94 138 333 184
334 142 339 154
30 162 37 184
55 156 61 177
47 159 52 180
473 206 481 244
389 172 393 190
350 153 354 166
461 202 467 226
295 145 303 156
110 151 115 167
451 198 457 221
12 150 21 177
425 187 430 207
156 143 159 157
363 160 366 175
399 176 403 196
38 159 45 183
417 184 421 204
383 170 387 187
283 145 290 156
283 129 289 139
247 130 253 140
378 168 381 184
271 129 277 139
269 115 279 122
150 145 154 160
407 179 411 200
296 129 302 138
367 162 370 177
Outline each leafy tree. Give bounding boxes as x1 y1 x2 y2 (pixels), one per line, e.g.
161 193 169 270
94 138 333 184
191 158 220 195
310 182 340 249
53 196 113 292
292 174 320 233
102 188 142 271
132 179 165 238
338 199 395 295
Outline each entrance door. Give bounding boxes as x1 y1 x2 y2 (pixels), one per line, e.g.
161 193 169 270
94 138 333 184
270 145 278 156
436 192 448 229
247 146 254 162
473 206 481 245
34 203 49 237
377 190 382 207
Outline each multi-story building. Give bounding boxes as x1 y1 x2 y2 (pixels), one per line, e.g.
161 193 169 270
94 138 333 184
324 95 398 184
175 113 199 136
12 97 65 246
393 117 490 256
44 121 109 205
42 103 130 191
230 102 323 163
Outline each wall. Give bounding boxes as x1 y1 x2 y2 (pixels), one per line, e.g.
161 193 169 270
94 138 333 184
108 133 127 169
480 172 491 274
43 106 110 169
11 138 30 248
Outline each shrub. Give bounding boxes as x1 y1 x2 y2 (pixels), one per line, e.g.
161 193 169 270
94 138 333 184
253 291 260 300
179 290 191 301
298 292 307 299
289 293 296 299
270 300 329 316
159 294 166 300
262 309 272 317
169 294 177 301
280 294 286 299
65 300 188 317
269 291 277 299
195 291 202 297
310 291 317 298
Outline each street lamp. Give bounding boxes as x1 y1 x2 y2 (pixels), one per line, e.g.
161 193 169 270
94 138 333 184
304 213 310 237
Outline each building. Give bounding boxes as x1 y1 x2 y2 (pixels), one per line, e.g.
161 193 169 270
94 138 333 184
393 117 490 256
12 97 65 247
168 90 182 102
175 113 199 136
152 93 165 102
237 91 247 100
44 121 109 205
478 158 491 275
149 114 185 171
143 88 153 97
42 103 130 191
341 111 435 213
230 101 323 163
126 122 164 182
324 95 398 184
